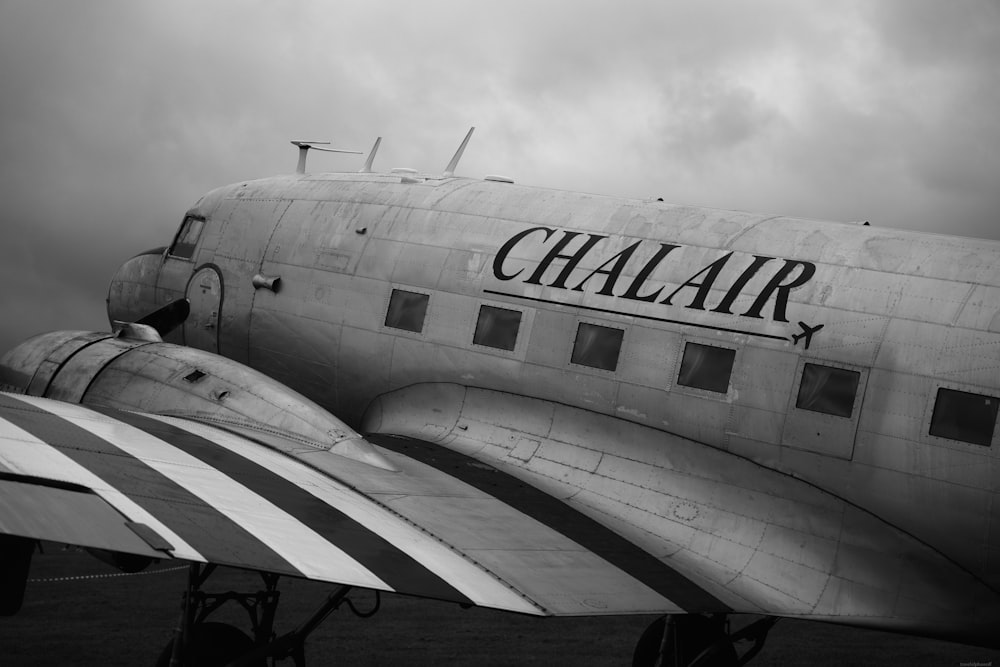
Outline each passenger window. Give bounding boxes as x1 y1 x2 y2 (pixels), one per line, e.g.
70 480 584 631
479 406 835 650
169 216 205 259
930 388 997 447
474 305 521 351
677 342 734 393
795 363 860 418
385 289 429 333
571 323 623 371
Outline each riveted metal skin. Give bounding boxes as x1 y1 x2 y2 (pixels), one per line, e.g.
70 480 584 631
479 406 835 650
0 331 108 394
87 169 1000 646
0 332 394 470
364 383 1000 645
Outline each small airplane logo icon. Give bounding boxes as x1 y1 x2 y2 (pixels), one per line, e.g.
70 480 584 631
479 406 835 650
791 321 824 349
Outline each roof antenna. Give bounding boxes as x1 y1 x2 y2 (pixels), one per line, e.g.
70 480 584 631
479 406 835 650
443 127 475 177
290 141 363 174
359 137 382 173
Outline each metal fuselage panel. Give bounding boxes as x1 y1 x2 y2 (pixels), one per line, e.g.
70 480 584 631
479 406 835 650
124 172 1000 591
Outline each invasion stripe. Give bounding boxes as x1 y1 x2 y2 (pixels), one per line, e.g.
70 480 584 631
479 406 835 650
155 415 545 614
55 407 388 589
100 409 473 605
371 435 732 613
0 394 293 573
0 416 199 559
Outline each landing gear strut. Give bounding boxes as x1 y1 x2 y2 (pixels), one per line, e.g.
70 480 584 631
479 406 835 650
632 614 778 667
158 563 380 666
0 535 34 615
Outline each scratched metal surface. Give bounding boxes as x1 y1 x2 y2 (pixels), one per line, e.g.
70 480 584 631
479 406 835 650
2 393 702 616
97 171 1000 647
364 394 1000 645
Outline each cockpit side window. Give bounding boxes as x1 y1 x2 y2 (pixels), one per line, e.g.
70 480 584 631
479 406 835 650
168 216 205 260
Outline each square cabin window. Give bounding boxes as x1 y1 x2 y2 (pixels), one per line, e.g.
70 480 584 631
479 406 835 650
571 323 623 371
384 289 429 333
929 388 998 447
474 305 521 351
677 342 735 394
169 216 205 259
795 363 860 418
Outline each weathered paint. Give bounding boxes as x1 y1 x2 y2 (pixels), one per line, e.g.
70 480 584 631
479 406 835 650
364 384 1000 644
91 169 1000 644
1 392 707 616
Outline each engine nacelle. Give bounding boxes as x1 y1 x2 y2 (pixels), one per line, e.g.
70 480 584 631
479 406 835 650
0 330 396 470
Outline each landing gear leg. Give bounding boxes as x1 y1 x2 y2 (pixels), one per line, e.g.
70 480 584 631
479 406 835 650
157 563 380 666
159 563 268 667
632 614 778 667
0 535 35 615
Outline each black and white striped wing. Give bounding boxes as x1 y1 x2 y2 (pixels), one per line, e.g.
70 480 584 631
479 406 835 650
0 393 696 616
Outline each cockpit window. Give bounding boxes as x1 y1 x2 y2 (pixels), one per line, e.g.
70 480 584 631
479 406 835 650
169 216 205 259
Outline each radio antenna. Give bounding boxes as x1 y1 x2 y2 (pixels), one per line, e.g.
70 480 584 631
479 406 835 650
291 141 363 174
359 137 382 173
443 127 475 177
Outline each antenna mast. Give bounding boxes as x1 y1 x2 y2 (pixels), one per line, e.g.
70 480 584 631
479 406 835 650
443 127 475 177
359 137 382 173
290 141 363 174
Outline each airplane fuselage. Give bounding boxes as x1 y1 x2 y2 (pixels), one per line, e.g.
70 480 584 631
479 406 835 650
106 170 1000 641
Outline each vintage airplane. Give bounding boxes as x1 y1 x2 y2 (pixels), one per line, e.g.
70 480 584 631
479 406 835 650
1 128 998 666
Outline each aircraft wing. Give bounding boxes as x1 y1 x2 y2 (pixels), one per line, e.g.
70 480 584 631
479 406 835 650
5 388 999 648
0 392 690 616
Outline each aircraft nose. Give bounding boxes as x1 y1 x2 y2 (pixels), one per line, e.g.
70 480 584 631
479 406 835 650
106 248 164 328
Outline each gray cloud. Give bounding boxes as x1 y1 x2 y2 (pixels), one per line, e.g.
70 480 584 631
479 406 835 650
1 1 998 353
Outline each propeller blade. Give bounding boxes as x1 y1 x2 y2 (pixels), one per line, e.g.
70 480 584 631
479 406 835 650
135 298 190 337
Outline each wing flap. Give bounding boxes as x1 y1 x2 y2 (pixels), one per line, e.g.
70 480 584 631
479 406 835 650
0 477 164 558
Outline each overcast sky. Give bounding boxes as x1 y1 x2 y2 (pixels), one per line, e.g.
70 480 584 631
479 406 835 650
1 1 998 353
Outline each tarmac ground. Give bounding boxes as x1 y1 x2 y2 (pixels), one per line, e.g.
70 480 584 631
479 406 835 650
2 545 998 666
